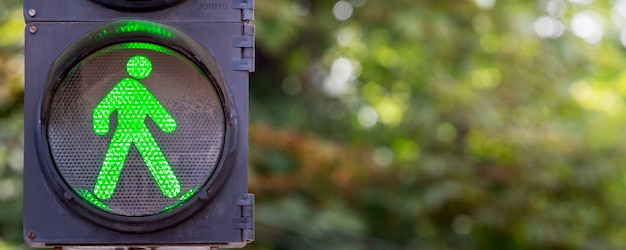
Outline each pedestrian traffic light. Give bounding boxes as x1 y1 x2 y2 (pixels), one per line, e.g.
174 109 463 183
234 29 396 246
23 0 254 248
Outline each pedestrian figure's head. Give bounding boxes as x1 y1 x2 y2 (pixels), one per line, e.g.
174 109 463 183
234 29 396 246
126 55 152 79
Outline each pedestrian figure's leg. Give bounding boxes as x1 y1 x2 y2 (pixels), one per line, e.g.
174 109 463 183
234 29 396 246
94 130 132 200
134 126 181 199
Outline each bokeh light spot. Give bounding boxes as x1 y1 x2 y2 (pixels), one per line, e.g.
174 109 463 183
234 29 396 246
358 106 378 128
571 11 604 44
474 0 496 10
333 1 354 21
534 16 565 39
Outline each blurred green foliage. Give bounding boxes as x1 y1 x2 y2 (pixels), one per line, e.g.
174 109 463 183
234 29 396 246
251 0 626 249
4 0 626 249
0 0 24 249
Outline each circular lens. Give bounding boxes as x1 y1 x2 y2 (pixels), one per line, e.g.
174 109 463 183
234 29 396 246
47 42 225 216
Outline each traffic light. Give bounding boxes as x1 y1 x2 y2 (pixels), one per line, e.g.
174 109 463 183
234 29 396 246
23 0 254 248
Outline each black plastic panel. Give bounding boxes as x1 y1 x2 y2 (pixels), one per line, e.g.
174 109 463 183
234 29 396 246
91 0 187 11
24 0 244 23
23 20 251 247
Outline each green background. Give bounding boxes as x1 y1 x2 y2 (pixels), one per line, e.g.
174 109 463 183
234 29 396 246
4 0 626 249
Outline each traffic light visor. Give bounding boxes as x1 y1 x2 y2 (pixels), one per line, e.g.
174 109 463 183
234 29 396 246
91 0 186 11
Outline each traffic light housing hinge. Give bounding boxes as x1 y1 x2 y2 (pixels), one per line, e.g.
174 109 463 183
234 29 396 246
233 194 255 242
232 0 254 21
232 24 255 72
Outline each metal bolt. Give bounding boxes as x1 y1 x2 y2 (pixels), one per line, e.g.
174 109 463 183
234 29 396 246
27 9 36 17
29 26 37 34
27 231 35 239
64 191 74 200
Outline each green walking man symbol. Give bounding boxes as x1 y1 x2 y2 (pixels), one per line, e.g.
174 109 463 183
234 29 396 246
92 55 180 201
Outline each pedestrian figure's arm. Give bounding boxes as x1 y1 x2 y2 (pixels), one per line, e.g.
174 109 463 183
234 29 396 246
145 91 177 134
93 85 119 135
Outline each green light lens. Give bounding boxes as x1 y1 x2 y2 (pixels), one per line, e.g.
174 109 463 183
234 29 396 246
125 55 153 79
93 74 179 200
77 189 111 211
47 42 225 216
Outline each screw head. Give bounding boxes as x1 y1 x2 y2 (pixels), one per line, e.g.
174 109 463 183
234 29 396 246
27 9 36 17
29 26 37 34
27 231 35 239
